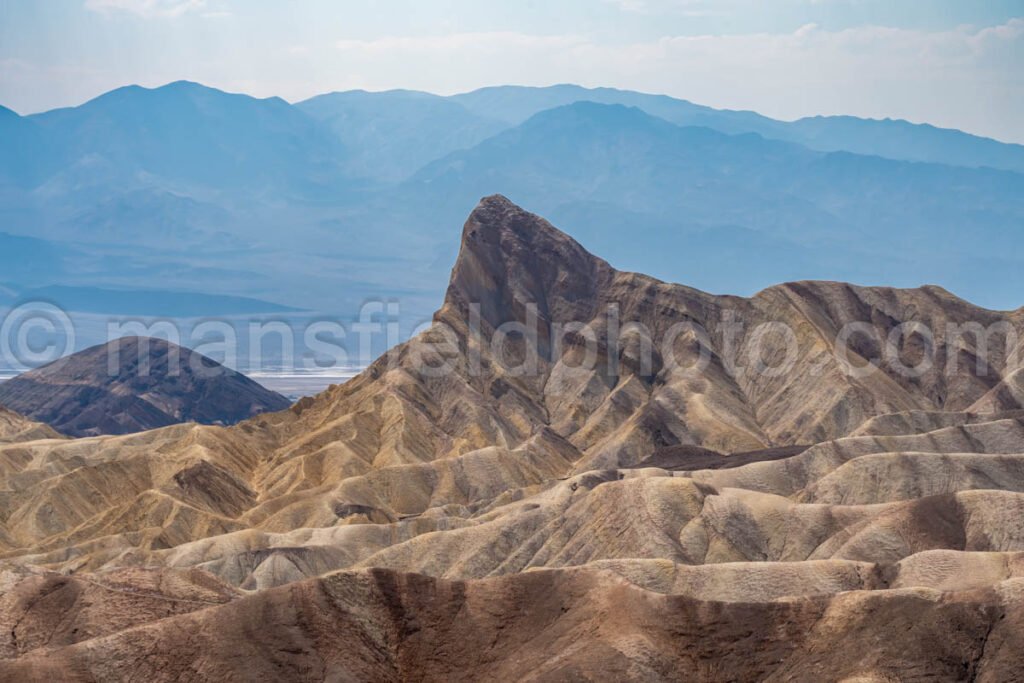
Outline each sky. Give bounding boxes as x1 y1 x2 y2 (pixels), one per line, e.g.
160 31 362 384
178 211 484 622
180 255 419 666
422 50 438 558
1 0 1022 142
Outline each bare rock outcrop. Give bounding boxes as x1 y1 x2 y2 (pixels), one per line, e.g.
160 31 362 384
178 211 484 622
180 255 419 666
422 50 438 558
0 337 291 437
1 197 1022 680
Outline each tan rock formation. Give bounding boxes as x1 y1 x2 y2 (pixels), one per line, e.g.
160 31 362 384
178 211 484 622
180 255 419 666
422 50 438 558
1 196 1022 680
0 406 62 444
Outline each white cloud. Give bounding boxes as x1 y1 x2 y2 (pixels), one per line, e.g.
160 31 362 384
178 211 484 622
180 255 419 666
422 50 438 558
84 0 208 18
335 32 586 53
610 0 859 11
602 0 748 16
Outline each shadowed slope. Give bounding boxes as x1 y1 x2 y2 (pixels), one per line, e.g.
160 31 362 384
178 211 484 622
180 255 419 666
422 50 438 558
0 337 290 437
2 567 1022 682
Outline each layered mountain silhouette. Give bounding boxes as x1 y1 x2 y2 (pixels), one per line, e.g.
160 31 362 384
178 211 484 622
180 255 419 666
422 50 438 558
1 198 1023 679
298 89 506 181
451 84 1024 172
2 81 1023 315
19 80 349 193
0 337 290 437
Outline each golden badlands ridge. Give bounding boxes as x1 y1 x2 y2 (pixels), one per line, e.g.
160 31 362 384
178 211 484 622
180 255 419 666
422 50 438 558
2 196 1024 680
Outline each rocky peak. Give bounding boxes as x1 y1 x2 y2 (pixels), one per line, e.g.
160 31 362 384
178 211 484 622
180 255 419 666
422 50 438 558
439 195 614 336
0 337 291 437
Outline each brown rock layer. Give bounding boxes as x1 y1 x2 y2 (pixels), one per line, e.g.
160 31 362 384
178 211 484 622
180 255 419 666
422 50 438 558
0 196 1022 680
2 567 1022 682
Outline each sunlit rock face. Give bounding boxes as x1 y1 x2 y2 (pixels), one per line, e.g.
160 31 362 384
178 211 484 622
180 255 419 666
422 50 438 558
1 197 1023 681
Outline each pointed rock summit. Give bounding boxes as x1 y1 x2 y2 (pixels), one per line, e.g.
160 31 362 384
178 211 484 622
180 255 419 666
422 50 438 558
441 195 613 330
431 196 1023 457
0 337 290 437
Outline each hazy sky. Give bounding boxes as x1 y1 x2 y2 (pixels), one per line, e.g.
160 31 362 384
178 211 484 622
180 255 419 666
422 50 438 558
2 0 1022 142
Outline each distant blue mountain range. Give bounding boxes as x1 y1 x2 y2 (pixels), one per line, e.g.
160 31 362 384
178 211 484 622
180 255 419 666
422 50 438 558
1 80 1021 319
448 84 1024 173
